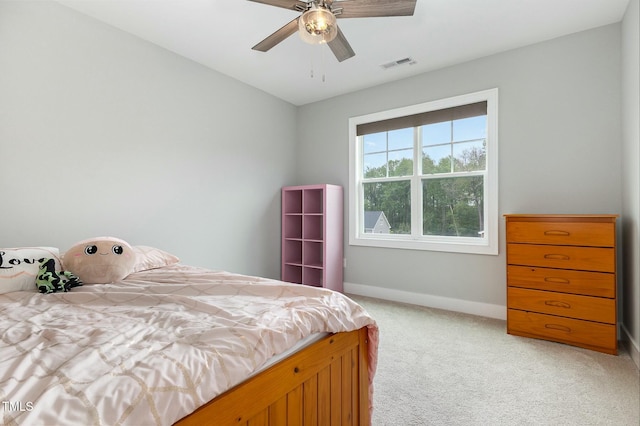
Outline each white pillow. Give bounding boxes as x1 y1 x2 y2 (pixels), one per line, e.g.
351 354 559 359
0 247 61 294
132 245 180 272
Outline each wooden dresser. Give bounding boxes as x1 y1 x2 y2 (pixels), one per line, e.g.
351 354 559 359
505 214 618 355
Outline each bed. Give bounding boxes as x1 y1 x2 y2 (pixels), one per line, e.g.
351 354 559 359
0 247 378 426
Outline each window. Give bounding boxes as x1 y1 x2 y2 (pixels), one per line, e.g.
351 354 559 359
348 89 498 255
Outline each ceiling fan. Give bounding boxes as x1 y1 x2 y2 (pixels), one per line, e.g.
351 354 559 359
249 0 417 62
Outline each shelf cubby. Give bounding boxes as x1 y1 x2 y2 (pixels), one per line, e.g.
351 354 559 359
283 190 303 214
303 267 324 288
303 189 324 214
283 240 303 264
303 241 323 268
282 264 303 284
283 215 302 239
303 215 323 240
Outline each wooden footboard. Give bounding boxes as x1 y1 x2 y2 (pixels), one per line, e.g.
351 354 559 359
174 327 371 426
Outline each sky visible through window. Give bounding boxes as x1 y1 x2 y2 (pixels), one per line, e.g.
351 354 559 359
363 116 487 176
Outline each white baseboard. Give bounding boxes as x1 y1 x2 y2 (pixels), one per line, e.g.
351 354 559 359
344 282 507 321
621 323 640 370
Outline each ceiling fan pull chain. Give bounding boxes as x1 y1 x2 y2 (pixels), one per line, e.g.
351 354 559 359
310 50 315 79
322 45 326 83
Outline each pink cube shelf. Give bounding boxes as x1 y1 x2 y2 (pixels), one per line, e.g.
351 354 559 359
281 184 343 292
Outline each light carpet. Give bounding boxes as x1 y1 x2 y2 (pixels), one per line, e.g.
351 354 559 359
350 295 640 426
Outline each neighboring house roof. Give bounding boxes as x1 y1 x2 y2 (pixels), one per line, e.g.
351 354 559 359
364 211 384 229
364 211 391 233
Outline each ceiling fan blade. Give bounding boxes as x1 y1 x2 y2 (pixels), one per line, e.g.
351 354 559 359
247 0 308 12
327 27 355 62
252 17 300 52
336 0 417 18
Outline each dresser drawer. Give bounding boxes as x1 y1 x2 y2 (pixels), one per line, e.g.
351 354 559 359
507 309 617 354
507 243 615 273
507 287 615 324
507 265 615 298
506 221 615 247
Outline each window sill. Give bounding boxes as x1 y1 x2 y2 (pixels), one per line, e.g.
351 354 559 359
349 234 499 255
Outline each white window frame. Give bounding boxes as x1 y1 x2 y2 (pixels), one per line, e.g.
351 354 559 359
348 88 499 255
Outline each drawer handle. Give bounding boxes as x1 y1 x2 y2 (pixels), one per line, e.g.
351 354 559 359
544 230 570 236
545 324 571 333
544 300 571 309
544 277 570 284
543 254 570 261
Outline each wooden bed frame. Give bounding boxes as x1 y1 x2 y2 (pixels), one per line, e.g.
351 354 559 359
175 327 371 426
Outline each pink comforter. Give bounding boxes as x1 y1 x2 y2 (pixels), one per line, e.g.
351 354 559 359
0 264 378 425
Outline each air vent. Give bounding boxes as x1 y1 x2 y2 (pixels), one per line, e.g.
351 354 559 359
380 57 417 69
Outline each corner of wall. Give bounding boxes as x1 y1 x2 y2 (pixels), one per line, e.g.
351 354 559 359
621 323 640 369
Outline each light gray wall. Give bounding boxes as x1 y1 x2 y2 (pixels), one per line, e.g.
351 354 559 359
622 0 640 366
0 1 297 278
296 25 622 307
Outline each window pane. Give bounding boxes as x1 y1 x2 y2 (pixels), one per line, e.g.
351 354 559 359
363 181 411 234
422 121 451 146
453 116 486 142
363 152 387 178
363 132 386 154
422 145 451 174
388 128 413 150
388 149 413 177
453 140 486 172
422 176 484 237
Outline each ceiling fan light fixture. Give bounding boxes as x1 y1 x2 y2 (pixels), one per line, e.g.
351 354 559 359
298 6 337 45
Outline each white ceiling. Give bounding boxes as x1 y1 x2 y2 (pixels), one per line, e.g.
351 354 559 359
56 0 629 106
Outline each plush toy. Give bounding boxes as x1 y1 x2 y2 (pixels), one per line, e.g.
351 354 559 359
63 237 136 284
36 258 82 294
